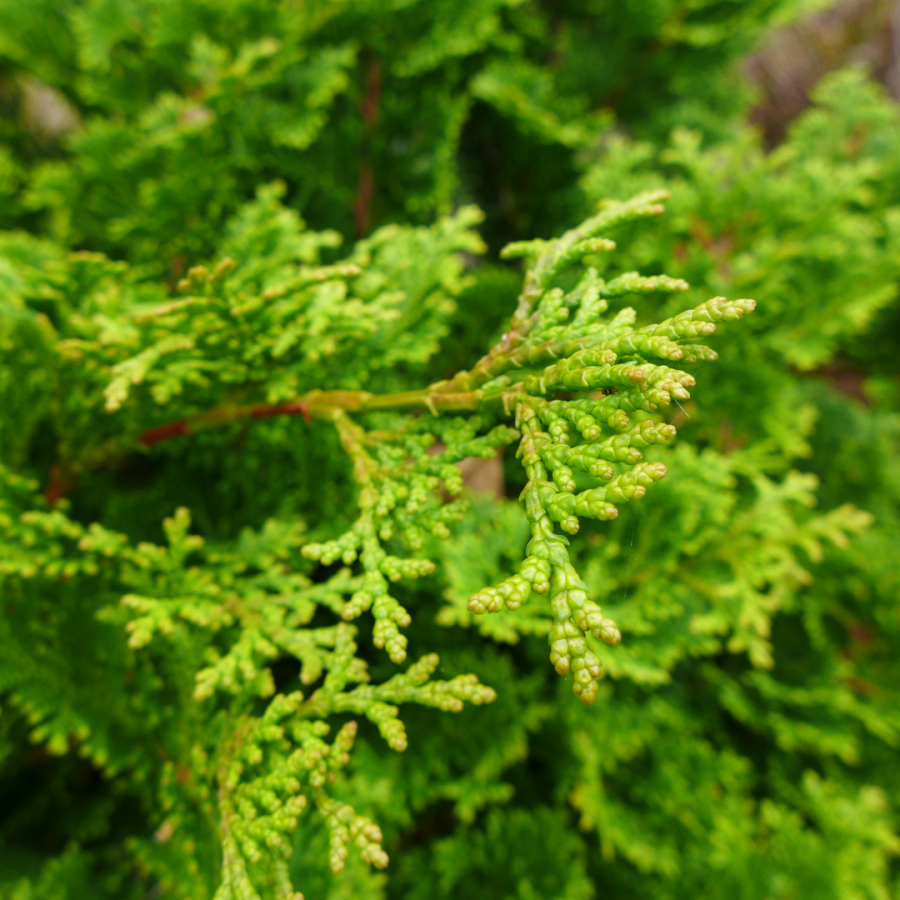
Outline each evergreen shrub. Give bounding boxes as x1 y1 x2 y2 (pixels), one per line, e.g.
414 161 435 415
2 2 900 899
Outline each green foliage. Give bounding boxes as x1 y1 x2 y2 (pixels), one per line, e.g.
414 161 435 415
0 175 761 895
0 0 816 262
3 2 900 899
581 68 900 371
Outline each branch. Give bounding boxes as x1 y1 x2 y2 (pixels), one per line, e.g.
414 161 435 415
140 401 312 447
136 387 493 450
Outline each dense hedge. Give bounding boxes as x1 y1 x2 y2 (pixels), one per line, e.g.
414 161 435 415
2 2 899 898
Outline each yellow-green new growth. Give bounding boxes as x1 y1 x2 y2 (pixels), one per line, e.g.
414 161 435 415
2 190 755 897
118 192 754 709
462 192 756 704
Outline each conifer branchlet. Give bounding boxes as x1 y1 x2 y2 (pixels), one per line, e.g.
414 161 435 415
1 191 755 896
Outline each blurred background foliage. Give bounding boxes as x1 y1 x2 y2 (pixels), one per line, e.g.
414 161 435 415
2 0 900 897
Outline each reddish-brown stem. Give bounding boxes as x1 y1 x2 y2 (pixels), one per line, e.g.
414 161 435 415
140 419 192 446
47 362 517 501
45 464 71 506
360 55 381 128
139 401 312 447
354 166 375 238
128 383 506 454
251 401 312 423
353 53 381 238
